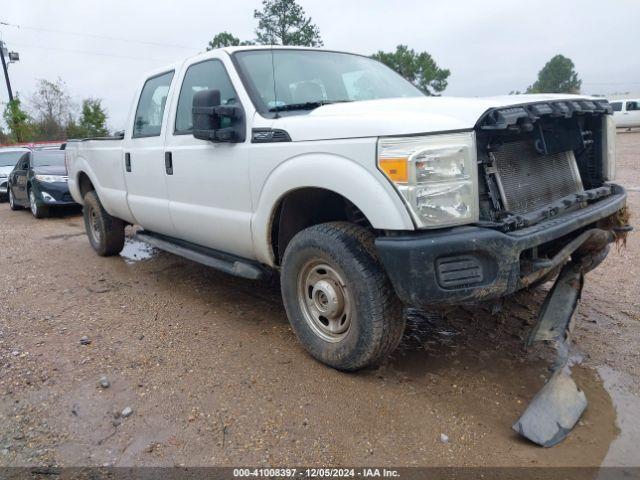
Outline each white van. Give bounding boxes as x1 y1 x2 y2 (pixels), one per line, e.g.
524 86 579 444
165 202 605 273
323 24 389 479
610 99 640 128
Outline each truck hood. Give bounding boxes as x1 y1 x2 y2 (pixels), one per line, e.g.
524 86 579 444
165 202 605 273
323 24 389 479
272 94 597 142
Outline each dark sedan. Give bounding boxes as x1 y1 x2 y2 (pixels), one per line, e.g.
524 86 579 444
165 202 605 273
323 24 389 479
8 150 78 218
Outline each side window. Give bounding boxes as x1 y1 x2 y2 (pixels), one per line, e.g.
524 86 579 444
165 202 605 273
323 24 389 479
611 102 622 112
19 153 29 170
175 60 238 133
132 71 174 138
626 101 639 111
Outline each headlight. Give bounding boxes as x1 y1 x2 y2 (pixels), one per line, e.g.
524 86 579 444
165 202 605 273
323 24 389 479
602 115 616 181
378 132 478 228
35 174 68 183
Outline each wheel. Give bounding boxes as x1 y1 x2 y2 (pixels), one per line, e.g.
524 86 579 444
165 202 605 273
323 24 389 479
280 222 405 371
8 188 21 210
83 190 126 256
29 188 49 218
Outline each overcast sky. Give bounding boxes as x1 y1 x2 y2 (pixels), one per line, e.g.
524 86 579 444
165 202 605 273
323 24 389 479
1 0 639 131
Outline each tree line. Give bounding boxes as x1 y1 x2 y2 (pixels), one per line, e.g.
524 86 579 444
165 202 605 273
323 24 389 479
1 0 582 144
1 78 109 144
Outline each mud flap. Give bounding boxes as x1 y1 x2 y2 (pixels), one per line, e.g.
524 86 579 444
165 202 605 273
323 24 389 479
513 261 587 447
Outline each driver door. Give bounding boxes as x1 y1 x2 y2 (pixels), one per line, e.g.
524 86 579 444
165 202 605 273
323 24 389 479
162 57 254 259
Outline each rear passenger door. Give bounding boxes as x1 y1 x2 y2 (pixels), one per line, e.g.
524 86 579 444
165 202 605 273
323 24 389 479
162 57 254 259
123 70 177 236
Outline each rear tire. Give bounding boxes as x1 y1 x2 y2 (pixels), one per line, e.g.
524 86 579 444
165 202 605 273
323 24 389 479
83 190 125 256
29 188 49 218
280 222 405 371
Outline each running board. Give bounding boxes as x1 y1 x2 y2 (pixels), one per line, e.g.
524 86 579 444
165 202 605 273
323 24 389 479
135 231 272 281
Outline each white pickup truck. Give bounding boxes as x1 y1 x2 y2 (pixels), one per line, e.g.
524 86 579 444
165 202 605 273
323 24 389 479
66 46 627 377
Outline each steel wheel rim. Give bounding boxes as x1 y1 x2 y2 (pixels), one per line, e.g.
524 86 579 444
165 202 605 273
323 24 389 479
29 190 37 216
297 260 352 342
87 204 101 243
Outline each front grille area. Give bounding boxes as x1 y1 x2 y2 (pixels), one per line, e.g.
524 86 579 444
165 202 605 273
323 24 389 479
490 140 584 214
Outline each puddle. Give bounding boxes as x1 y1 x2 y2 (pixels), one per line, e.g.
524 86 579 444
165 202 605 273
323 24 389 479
597 365 640 468
119 238 157 264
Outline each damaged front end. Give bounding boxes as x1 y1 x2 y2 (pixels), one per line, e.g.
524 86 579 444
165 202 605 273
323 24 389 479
376 98 631 446
476 99 633 447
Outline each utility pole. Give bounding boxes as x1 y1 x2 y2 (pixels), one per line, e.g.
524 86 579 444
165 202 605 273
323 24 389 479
0 40 14 102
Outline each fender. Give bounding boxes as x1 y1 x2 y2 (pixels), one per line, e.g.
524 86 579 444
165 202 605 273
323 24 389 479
251 152 415 266
68 150 137 224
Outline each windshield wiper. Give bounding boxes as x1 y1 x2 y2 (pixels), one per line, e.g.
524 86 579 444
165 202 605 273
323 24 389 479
268 100 352 112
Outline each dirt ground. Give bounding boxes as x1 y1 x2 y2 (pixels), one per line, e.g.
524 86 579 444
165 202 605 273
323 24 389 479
0 132 639 469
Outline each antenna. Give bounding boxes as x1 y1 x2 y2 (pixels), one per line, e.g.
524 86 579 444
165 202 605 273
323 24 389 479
270 44 279 119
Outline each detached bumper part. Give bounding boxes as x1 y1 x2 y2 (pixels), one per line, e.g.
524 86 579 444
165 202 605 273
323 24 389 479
513 259 586 447
514 369 587 447
514 228 626 447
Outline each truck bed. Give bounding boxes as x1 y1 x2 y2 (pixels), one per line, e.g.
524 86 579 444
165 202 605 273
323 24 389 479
65 138 134 223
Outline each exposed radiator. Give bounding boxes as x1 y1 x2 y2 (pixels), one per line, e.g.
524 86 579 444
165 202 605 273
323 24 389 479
490 140 584 214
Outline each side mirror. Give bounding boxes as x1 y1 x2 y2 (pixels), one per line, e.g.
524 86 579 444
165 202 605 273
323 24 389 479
192 89 245 143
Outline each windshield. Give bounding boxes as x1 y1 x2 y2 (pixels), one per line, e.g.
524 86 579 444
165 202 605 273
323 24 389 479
32 151 65 167
0 151 29 168
234 49 424 114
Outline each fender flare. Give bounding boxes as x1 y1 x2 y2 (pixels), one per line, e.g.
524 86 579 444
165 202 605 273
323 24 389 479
251 153 415 265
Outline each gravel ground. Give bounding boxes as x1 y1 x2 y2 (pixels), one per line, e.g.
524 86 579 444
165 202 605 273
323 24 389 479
0 132 638 468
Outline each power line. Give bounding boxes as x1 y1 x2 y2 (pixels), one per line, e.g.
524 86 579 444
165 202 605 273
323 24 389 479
10 42 177 63
0 20 200 51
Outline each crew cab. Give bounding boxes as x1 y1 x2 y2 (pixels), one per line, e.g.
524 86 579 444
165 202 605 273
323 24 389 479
65 46 627 372
610 98 640 129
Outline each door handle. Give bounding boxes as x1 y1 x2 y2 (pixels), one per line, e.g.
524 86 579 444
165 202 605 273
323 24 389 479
125 153 131 172
165 152 173 175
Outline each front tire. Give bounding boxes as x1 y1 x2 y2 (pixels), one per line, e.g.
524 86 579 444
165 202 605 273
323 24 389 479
8 188 21 211
281 222 405 371
83 190 125 256
29 188 49 218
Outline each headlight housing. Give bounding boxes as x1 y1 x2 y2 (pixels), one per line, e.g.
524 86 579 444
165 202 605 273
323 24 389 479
35 174 68 183
602 115 616 181
378 132 478 228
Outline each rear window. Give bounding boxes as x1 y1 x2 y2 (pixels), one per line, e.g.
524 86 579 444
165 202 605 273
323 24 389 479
611 102 622 112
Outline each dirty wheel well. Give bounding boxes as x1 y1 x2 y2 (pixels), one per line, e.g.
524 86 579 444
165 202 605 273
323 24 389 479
271 188 372 265
77 172 95 198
